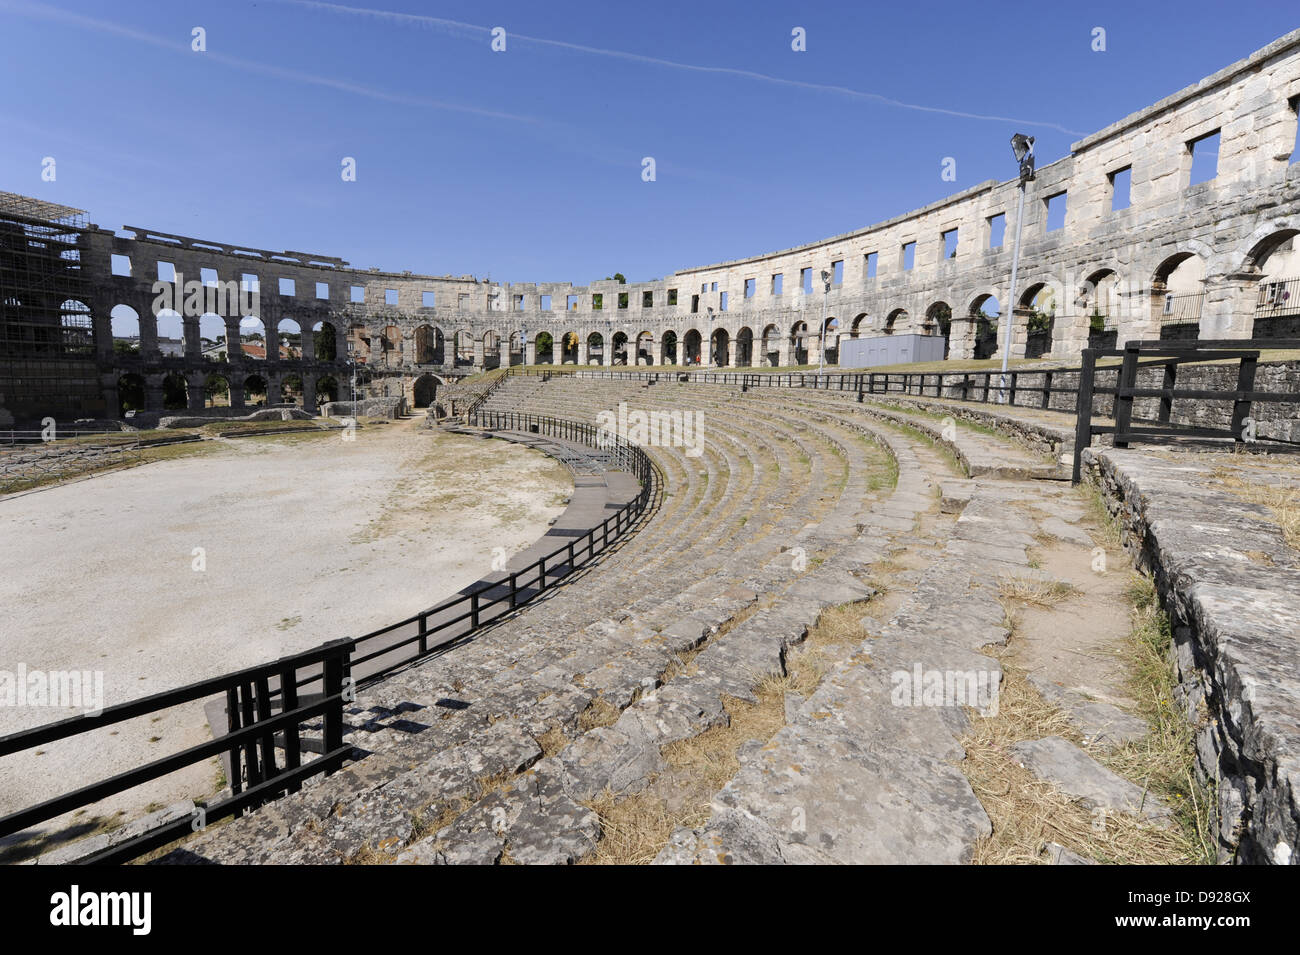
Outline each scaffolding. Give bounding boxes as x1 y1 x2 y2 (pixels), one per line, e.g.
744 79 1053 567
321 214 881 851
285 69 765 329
0 191 93 360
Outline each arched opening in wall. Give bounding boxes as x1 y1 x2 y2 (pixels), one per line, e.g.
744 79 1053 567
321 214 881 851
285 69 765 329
883 309 907 337
561 331 579 364
382 325 402 367
661 330 678 365
761 324 779 367
789 321 809 365
635 331 653 365
851 313 869 338
923 303 952 359
736 327 754 366
535 331 554 364
453 329 474 366
200 313 227 361
59 300 93 355
317 375 340 405
1081 269 1121 349
821 316 840 365
683 329 702 365
205 374 231 409
509 330 525 366
612 331 629 365
110 305 141 355
240 317 267 358
243 374 268 408
413 373 438 409
155 308 183 356
1152 252 1205 341
586 332 604 365
481 330 500 369
280 374 304 406
969 295 1000 360
710 327 730 366
1246 229 1300 337
312 320 338 361
413 324 443 364
161 372 189 411
117 373 146 416
1019 284 1055 359
277 319 301 360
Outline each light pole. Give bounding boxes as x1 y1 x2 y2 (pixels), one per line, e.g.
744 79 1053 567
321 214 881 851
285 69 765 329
819 269 832 378
1000 133 1035 403
706 306 714 367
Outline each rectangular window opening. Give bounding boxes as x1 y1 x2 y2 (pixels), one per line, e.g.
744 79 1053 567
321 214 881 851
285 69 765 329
941 228 959 260
772 273 784 295
540 294 552 311
988 214 1006 250
1188 130 1220 186
157 261 176 282
278 277 295 296
744 278 756 299
902 242 916 272
1045 191 1067 233
422 290 436 307
864 252 877 279
316 282 330 300
350 285 364 303
832 260 843 285
801 267 812 293
384 288 398 306
110 254 131 277
200 267 219 287
1290 95 1300 164
1109 166 1132 212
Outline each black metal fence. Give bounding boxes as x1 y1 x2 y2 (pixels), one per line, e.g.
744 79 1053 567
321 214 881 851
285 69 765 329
0 639 353 864
0 413 656 864
346 411 657 681
1071 339 1300 482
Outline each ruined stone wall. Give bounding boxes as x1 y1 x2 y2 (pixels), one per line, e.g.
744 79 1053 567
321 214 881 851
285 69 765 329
34 29 1300 419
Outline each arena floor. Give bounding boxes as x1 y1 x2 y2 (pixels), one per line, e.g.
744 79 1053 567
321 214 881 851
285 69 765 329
0 418 571 830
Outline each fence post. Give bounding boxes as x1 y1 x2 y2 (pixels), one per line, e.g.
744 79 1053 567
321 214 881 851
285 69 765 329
1151 360 1175 424
1231 353 1259 442
1113 344 1140 448
322 643 346 755
1072 349 1097 484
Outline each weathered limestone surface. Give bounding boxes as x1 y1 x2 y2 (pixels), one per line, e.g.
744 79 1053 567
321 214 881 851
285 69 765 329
1084 446 1300 863
1009 736 1172 822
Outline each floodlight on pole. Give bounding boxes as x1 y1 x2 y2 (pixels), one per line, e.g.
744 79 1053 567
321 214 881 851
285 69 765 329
1000 134 1035 403
819 269 832 378
706 306 714 367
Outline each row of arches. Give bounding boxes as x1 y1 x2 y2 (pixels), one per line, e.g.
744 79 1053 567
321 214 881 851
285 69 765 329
101 228 1300 372
109 308 342 362
115 371 342 417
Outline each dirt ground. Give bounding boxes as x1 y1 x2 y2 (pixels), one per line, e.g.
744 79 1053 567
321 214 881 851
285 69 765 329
0 419 571 836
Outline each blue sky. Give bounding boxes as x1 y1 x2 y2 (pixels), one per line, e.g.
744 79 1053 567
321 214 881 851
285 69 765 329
2 0 1296 286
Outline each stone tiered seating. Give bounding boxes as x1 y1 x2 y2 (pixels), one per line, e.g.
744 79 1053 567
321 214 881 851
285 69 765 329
160 375 1111 865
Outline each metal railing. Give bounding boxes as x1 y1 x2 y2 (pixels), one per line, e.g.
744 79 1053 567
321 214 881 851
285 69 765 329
345 412 657 681
0 412 655 863
1256 277 1300 317
1071 338 1300 482
1159 292 1204 326
0 639 354 864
